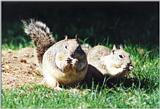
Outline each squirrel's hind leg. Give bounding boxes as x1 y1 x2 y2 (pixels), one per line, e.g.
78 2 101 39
42 75 62 91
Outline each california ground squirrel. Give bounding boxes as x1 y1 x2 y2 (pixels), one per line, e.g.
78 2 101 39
23 20 88 90
84 45 133 83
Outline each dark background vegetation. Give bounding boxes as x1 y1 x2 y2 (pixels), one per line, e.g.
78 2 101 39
2 2 159 47
2 2 160 108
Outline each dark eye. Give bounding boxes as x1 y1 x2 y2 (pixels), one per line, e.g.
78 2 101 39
65 45 67 49
119 55 123 58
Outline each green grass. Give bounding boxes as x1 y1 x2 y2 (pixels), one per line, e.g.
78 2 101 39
2 41 159 108
2 83 159 108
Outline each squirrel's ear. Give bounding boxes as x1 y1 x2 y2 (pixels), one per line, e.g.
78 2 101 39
119 44 123 50
112 44 117 50
111 50 115 54
64 35 68 41
75 34 80 43
111 44 116 54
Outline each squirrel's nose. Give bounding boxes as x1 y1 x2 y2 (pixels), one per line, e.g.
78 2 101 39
67 58 72 64
71 53 75 58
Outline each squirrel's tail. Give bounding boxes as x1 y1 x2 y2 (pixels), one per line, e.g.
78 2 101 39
22 19 55 64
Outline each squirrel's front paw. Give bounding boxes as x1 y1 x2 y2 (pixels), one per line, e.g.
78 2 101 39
71 58 78 66
121 64 132 72
66 58 78 65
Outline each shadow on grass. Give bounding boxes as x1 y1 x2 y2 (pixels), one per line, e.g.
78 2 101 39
61 75 158 94
80 77 159 93
61 64 158 93
107 77 158 91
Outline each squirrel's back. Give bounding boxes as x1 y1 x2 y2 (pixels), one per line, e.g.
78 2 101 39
87 45 110 65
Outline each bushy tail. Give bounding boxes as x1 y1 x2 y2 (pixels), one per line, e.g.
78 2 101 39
22 19 55 64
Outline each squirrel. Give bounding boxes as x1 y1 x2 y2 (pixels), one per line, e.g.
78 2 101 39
22 20 88 90
83 45 134 84
42 36 88 90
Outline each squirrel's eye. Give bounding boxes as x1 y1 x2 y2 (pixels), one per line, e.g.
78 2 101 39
119 55 123 58
65 45 67 49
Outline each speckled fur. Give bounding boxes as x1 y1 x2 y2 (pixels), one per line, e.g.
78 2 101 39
22 19 55 64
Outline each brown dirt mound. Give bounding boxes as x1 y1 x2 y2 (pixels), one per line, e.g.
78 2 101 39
2 47 43 89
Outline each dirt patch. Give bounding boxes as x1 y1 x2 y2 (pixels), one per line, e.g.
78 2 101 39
2 47 43 89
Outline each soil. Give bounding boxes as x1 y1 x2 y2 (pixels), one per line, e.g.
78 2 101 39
2 47 43 89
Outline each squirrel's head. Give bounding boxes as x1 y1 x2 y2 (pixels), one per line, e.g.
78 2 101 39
63 35 87 61
61 35 87 72
109 44 133 71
